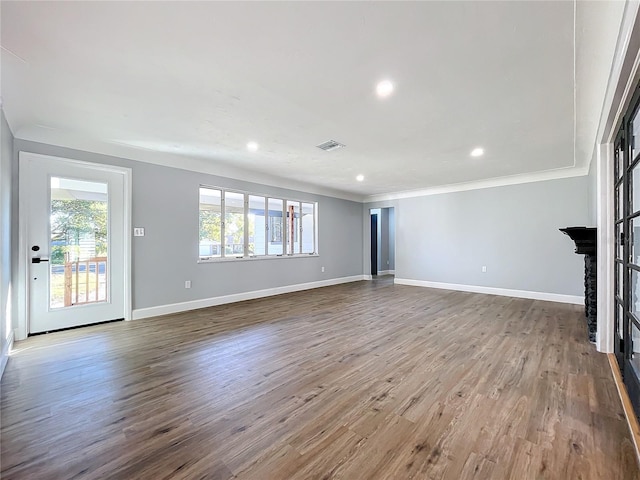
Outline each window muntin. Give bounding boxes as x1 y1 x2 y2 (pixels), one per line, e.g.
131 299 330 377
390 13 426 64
199 186 316 260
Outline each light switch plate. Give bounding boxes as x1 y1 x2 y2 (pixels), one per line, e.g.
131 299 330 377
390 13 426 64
134 227 145 237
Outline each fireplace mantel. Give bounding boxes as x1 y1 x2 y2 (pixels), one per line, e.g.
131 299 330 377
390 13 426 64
559 227 597 256
560 226 597 343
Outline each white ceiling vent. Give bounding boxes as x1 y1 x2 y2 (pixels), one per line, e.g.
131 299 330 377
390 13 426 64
316 140 345 152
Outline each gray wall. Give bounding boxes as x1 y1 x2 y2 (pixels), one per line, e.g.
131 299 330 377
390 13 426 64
587 158 597 226
376 207 395 273
13 140 364 313
379 208 389 271
365 176 590 297
1 110 14 373
388 208 395 270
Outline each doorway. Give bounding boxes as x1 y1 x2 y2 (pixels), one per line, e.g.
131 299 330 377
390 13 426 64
369 207 396 277
19 153 131 335
370 213 378 276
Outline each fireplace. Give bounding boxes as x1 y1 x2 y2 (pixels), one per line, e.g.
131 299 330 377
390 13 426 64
560 227 597 342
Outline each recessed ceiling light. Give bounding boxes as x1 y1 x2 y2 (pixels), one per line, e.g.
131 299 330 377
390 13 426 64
376 80 394 98
247 141 259 152
470 147 484 157
356 174 365 182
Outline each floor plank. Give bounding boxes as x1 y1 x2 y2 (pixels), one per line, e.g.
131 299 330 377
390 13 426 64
1 277 638 479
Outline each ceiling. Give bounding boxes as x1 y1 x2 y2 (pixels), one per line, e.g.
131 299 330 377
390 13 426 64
0 1 627 200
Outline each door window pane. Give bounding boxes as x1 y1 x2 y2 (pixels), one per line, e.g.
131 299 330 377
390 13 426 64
287 201 300 254
632 108 640 161
633 217 640 266
631 322 640 374
301 202 315 253
50 177 108 308
617 261 624 299
617 142 624 180
199 188 222 258
616 184 624 221
225 191 245 256
617 223 623 260
632 269 640 316
248 195 266 256
267 198 283 255
633 164 640 214
618 303 625 338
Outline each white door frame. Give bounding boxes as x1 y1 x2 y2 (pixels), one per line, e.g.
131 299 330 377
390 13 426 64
17 152 132 340
595 2 640 353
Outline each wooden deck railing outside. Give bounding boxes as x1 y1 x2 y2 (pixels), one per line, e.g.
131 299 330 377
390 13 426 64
63 256 107 306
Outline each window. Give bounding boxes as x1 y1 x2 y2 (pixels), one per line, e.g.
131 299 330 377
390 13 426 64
301 202 315 254
199 186 317 260
224 191 245 256
267 198 284 255
199 188 222 258
287 201 300 254
248 195 266 256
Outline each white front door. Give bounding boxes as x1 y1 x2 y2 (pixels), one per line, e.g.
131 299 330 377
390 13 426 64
22 154 128 333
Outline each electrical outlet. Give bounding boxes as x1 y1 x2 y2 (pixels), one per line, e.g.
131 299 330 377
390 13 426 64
133 227 145 237
321 266 325 273
185 280 191 288
482 266 487 273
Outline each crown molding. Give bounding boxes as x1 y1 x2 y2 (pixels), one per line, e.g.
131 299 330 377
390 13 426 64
364 165 589 203
15 125 593 205
14 125 366 203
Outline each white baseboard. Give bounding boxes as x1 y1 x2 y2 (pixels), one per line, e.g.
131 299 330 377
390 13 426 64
0 330 14 380
377 270 395 276
394 278 584 305
363 275 373 280
132 275 368 320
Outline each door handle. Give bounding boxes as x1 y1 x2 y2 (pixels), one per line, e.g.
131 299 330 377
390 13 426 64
31 257 49 264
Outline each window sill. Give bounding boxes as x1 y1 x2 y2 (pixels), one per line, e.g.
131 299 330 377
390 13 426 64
198 253 319 264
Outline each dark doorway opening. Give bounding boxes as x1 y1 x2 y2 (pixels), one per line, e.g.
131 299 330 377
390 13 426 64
370 214 378 276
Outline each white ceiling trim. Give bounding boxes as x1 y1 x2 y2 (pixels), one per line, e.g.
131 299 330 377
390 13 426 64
364 165 589 203
14 127 366 203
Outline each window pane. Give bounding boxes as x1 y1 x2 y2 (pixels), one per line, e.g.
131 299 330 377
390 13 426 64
267 198 283 255
301 202 315 254
287 201 300 254
248 195 266 256
225 191 245 256
50 177 108 308
199 188 222 258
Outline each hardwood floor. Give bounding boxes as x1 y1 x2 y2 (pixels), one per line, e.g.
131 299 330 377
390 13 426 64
1 277 638 479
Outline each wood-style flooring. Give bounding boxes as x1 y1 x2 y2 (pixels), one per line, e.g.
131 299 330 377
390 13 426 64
1 277 638 479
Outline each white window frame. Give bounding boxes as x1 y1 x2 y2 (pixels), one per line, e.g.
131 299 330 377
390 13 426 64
199 185 318 262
